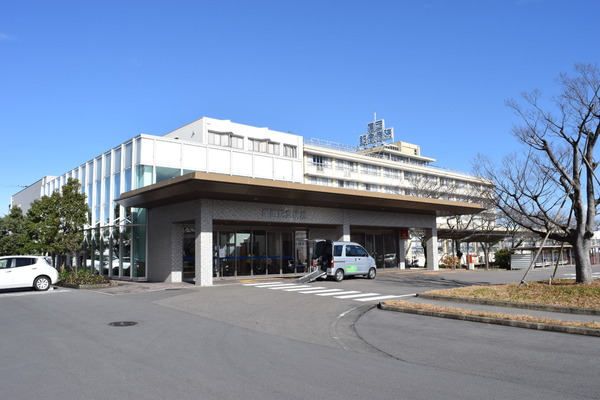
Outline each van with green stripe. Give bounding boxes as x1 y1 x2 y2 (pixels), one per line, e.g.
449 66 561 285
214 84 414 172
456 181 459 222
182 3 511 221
312 240 377 282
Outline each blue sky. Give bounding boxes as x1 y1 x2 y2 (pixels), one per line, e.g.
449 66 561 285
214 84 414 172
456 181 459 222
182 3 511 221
1 0 599 215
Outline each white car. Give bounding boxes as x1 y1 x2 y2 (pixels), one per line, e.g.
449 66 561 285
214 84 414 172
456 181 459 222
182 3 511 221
0 256 59 291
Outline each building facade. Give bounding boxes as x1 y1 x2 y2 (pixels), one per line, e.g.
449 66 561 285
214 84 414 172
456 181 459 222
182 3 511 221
11 117 490 285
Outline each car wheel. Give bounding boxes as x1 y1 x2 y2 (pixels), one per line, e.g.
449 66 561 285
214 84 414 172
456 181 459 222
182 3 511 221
335 269 344 282
367 267 376 279
33 276 51 291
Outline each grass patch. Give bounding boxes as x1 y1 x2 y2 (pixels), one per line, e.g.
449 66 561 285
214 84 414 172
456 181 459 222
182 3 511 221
423 279 600 309
382 300 600 330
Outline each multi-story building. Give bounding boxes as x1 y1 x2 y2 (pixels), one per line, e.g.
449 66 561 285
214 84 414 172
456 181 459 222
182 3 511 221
11 117 490 285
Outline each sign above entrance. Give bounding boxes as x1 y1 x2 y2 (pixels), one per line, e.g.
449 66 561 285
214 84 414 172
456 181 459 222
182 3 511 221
262 208 307 221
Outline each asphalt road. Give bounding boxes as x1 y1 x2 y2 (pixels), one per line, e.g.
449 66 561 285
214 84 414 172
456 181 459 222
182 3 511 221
1 266 598 399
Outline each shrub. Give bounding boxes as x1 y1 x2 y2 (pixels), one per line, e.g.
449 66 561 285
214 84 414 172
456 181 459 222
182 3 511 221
493 248 513 269
59 270 109 285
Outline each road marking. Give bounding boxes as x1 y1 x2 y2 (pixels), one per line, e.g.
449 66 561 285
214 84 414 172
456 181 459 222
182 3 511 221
283 286 326 291
0 288 70 298
315 290 360 297
354 295 407 302
243 282 285 287
298 288 345 294
265 284 302 289
242 282 283 286
243 282 410 303
334 292 380 299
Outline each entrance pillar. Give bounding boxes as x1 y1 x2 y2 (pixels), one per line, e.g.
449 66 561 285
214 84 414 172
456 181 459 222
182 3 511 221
341 210 351 241
425 227 439 271
195 201 213 286
398 231 406 269
170 224 183 282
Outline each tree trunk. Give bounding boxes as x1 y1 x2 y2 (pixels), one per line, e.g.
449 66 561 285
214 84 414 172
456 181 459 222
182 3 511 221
573 236 594 283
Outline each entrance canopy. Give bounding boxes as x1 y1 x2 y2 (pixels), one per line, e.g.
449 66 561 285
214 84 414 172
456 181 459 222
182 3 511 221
437 228 511 243
118 172 485 217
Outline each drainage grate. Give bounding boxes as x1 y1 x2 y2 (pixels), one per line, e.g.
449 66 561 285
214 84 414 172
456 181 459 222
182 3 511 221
109 321 138 327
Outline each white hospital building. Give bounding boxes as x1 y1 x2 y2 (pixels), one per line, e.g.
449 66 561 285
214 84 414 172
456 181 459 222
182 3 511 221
11 117 491 285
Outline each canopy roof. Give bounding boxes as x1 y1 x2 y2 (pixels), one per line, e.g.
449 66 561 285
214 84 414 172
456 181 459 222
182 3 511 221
117 172 486 216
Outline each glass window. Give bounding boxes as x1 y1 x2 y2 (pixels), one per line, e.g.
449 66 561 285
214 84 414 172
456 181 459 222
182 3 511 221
283 145 297 158
208 131 243 149
125 142 133 168
135 165 153 189
95 157 102 181
361 164 379 175
113 173 121 199
267 142 279 155
333 245 343 257
124 168 132 192
231 135 243 149
81 165 86 186
114 148 122 171
104 177 111 204
87 162 93 182
104 153 112 177
13 258 36 267
249 138 265 152
155 166 181 183
87 184 93 208
95 180 101 206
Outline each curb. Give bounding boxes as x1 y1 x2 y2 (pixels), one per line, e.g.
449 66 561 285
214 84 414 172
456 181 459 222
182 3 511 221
418 294 600 316
377 303 600 337
60 282 113 289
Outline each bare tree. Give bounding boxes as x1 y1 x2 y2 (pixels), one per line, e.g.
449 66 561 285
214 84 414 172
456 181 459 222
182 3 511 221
475 64 600 283
406 172 494 268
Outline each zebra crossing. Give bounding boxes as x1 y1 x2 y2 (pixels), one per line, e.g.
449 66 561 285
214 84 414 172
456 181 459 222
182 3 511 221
242 281 415 302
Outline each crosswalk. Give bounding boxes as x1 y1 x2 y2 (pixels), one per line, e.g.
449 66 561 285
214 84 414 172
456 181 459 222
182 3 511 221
242 281 415 302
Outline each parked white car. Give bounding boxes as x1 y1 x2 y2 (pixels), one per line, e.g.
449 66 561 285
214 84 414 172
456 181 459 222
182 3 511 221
0 256 59 291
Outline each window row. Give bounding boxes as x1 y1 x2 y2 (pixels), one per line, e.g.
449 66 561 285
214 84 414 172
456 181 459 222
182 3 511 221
208 131 297 158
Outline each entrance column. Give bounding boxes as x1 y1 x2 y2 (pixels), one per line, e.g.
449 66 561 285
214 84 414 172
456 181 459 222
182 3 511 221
170 224 183 282
425 227 439 271
195 201 213 286
341 210 351 241
398 231 406 269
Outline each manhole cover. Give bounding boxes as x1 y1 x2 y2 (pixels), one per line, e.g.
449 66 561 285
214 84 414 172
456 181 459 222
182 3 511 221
109 321 138 327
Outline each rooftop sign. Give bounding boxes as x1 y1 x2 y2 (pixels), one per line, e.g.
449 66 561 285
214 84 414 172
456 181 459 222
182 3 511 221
360 118 394 147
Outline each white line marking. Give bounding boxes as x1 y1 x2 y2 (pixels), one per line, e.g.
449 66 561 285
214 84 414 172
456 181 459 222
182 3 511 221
0 288 71 298
354 295 407 302
298 288 345 294
316 290 360 297
242 282 284 286
254 283 296 288
265 284 301 289
334 292 380 299
283 286 324 291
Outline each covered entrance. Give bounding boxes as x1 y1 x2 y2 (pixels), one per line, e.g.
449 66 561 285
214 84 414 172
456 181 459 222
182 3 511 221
117 172 485 285
351 231 399 269
182 224 310 280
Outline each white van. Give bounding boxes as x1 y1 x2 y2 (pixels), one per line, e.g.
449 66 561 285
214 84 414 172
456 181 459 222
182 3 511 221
312 240 376 282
